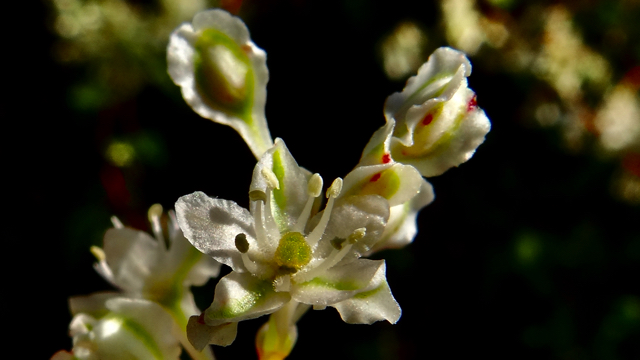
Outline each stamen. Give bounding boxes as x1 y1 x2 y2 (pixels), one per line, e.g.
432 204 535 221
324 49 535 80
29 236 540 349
254 197 268 246
261 167 280 190
110 216 124 229
90 246 106 262
148 203 166 250
235 233 250 253
307 173 323 198
347 228 366 244
305 177 343 248
292 173 323 233
167 210 180 240
293 227 366 283
235 233 258 274
327 177 343 198
292 243 352 283
264 190 282 247
330 237 346 250
249 190 267 202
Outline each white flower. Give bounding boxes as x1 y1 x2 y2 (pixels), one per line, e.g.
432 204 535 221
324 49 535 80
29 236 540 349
175 139 427 354
377 47 491 177
52 294 181 360
167 9 272 159
90 205 221 360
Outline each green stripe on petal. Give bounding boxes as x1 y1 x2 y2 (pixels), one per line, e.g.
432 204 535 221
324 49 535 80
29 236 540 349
302 277 361 291
272 148 287 218
103 314 166 360
194 28 255 124
204 272 290 325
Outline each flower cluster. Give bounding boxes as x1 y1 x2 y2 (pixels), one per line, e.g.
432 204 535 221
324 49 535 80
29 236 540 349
166 8 491 360
53 205 221 360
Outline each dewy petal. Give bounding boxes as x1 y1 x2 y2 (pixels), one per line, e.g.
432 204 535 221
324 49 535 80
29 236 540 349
331 261 401 324
250 138 312 233
367 178 435 254
381 47 490 177
167 9 272 159
290 259 385 306
203 271 290 326
176 191 256 272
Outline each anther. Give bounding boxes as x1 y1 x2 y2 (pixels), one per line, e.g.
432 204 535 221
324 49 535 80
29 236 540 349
327 177 343 198
292 173 323 233
90 246 106 262
249 190 266 202
147 203 165 250
307 173 323 198
261 167 280 190
235 233 258 274
235 233 249 253
330 237 346 250
347 228 366 244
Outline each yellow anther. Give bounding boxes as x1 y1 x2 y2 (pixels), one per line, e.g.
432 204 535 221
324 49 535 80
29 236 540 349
327 177 343 198
147 203 163 222
90 246 106 262
347 228 366 244
307 173 323 198
261 167 280 190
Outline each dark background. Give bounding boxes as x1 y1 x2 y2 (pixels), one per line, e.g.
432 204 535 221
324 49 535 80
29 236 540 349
14 0 640 359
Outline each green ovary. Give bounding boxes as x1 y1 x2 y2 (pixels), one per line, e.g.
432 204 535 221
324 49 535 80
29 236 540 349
274 232 311 271
194 29 254 122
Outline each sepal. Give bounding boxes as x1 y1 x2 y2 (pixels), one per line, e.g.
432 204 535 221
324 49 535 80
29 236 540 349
168 9 272 159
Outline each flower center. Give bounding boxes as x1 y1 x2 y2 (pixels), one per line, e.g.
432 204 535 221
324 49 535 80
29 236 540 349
274 232 311 272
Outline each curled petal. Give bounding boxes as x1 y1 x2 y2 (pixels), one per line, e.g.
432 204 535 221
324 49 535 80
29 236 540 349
168 9 272 159
384 47 491 176
331 261 401 324
291 259 385 306
176 191 256 271
203 272 290 326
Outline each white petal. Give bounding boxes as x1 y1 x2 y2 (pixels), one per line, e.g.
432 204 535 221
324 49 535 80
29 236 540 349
291 259 385 306
176 191 256 271
314 194 389 259
331 262 401 324
187 316 238 349
368 178 435 253
203 272 290 326
101 227 159 292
